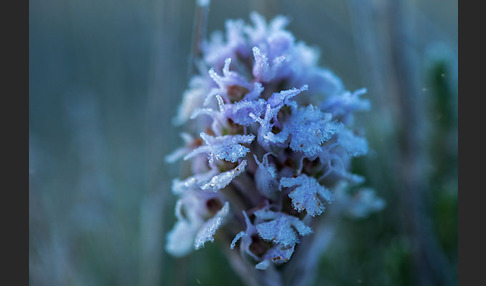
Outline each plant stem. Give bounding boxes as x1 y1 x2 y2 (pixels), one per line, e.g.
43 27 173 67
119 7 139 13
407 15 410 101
224 247 284 286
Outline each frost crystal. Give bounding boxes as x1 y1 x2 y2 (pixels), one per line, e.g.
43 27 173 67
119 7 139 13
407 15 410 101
194 202 230 249
184 132 255 164
165 12 383 270
281 174 333 217
201 160 248 192
254 209 312 247
256 245 295 270
254 154 279 198
286 105 340 157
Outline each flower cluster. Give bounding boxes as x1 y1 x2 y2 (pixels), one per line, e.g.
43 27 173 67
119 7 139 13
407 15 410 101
166 12 384 270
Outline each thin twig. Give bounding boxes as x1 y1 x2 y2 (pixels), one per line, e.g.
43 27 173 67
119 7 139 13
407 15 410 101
187 0 210 79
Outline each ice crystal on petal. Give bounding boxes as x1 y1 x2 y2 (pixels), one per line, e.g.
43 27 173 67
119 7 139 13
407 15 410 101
254 210 312 247
252 46 286 83
254 154 279 198
165 133 195 163
201 160 248 192
334 188 386 219
255 260 271 270
338 129 368 157
299 67 344 96
194 202 230 249
243 82 264 101
267 85 308 111
166 191 212 256
250 99 294 150
207 58 252 104
190 105 228 136
184 132 255 164
225 99 266 126
347 189 385 218
245 12 289 45
166 219 201 257
230 211 260 260
321 88 370 125
281 174 333 216
173 76 209 126
287 105 340 157
318 149 365 184
204 20 248 68
171 169 218 195
230 231 246 249
255 244 295 270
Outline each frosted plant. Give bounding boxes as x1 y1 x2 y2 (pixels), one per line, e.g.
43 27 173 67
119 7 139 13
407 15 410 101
166 10 384 285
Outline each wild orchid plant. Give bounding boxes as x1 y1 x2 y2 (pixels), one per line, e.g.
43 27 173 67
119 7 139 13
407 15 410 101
165 10 384 285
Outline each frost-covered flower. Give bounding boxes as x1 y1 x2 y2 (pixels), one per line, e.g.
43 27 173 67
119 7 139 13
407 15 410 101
165 12 384 271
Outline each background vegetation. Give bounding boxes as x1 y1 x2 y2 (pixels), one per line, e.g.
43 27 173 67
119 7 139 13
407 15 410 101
29 0 457 285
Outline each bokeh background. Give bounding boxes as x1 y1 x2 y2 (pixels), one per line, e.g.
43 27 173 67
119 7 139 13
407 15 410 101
29 0 458 285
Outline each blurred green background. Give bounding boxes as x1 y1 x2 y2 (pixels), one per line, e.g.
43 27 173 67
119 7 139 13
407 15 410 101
29 0 457 285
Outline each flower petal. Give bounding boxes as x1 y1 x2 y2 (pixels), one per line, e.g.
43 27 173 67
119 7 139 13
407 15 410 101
281 174 333 217
201 160 248 192
254 210 312 247
194 202 230 249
